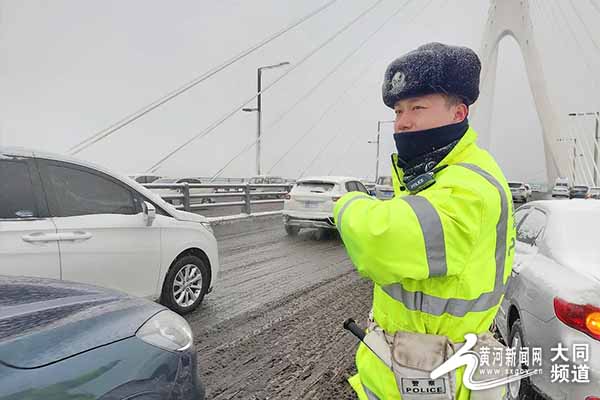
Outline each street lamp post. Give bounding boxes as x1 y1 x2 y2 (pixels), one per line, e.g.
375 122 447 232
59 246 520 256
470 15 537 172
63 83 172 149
368 120 394 182
568 112 600 186
242 61 290 175
556 137 577 184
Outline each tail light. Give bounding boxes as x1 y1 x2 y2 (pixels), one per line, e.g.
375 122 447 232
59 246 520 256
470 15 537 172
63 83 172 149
554 297 600 340
585 397 600 400
332 196 341 202
284 194 291 200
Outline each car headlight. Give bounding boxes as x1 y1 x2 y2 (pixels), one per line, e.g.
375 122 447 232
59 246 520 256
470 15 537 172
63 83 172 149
200 221 214 234
136 310 193 352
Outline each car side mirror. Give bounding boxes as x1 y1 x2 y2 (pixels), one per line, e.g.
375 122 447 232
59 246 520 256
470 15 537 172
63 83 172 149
143 201 156 226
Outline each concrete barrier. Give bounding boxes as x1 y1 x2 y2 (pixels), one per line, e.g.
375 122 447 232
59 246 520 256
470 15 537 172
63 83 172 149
207 211 283 226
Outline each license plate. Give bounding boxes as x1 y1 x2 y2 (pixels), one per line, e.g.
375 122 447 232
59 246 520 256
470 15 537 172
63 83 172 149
304 201 320 208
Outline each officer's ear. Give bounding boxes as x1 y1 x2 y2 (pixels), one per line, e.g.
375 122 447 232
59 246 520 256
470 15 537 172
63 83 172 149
453 103 468 123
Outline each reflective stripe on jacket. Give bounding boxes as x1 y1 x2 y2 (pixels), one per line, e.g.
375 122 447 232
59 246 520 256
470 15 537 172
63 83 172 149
334 127 516 399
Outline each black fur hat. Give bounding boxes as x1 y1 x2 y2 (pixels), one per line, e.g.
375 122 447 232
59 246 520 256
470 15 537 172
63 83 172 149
382 42 481 108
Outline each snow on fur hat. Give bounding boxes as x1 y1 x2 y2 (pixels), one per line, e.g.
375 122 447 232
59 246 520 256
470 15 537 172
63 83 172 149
382 42 481 108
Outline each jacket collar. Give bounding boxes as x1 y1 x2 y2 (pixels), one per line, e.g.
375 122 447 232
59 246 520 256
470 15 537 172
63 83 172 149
391 126 479 195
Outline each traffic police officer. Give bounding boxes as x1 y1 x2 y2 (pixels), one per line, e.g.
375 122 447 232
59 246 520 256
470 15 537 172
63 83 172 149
334 42 516 399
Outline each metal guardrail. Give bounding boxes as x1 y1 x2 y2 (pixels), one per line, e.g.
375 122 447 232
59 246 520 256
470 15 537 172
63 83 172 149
143 182 293 214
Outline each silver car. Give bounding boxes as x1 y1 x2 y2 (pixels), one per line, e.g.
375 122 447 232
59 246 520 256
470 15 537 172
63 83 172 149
374 176 394 200
495 200 600 399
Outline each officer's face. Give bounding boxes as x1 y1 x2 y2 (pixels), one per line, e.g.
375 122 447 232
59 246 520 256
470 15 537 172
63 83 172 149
393 94 468 133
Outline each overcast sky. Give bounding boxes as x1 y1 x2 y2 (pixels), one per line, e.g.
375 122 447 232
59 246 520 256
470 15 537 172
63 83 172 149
2 0 599 184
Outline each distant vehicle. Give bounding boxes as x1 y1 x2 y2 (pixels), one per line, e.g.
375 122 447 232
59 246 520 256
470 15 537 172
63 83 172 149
150 177 216 205
0 276 205 400
588 186 600 199
569 185 590 199
495 201 600 400
523 183 532 198
361 179 376 196
248 175 288 199
508 181 530 203
551 181 570 198
552 177 571 198
374 176 394 200
128 173 162 184
282 176 369 239
1 146 219 314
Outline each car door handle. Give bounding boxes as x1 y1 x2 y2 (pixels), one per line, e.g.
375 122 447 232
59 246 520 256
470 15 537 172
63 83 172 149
57 231 93 242
22 232 62 243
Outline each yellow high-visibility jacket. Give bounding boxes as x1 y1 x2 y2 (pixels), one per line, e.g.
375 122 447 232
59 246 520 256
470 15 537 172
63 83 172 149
334 127 516 400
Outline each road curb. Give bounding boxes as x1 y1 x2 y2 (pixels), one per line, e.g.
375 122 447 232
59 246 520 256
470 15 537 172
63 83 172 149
207 211 282 226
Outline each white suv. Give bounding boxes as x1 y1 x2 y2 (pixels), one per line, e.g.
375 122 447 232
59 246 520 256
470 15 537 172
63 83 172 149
0 147 219 314
283 176 370 239
552 182 570 198
508 181 530 203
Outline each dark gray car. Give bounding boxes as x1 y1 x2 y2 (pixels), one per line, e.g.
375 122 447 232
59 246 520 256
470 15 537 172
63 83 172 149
0 276 205 400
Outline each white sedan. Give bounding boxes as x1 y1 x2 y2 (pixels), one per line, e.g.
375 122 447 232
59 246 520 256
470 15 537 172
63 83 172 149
0 146 220 314
282 176 370 239
495 200 600 400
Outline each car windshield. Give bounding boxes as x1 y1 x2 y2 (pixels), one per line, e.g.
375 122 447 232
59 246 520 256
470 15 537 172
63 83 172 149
293 181 335 193
270 177 284 184
377 177 392 186
153 178 178 184
556 182 568 187
249 177 264 184
573 186 588 190
508 182 523 188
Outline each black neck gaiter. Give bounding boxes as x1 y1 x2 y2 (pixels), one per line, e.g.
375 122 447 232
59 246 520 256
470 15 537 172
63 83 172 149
393 118 469 168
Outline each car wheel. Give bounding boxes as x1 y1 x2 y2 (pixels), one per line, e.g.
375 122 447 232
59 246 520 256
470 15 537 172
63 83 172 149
285 224 300 236
314 228 331 241
161 255 210 315
507 320 536 400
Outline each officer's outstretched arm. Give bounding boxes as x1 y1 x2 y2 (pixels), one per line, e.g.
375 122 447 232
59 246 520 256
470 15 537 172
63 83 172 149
333 189 483 286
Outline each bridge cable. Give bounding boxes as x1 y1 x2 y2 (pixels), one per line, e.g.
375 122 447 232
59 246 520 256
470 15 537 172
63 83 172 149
298 0 440 178
267 0 416 175
254 0 413 152
67 0 338 156
327 0 449 178
588 0 600 17
569 121 595 186
566 118 593 185
534 0 599 87
145 0 386 173
571 115 600 184
569 0 600 56
531 0 599 179
207 0 412 180
548 0 600 91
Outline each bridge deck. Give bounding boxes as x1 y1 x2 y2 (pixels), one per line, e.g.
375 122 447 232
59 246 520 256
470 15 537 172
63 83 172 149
185 215 370 399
